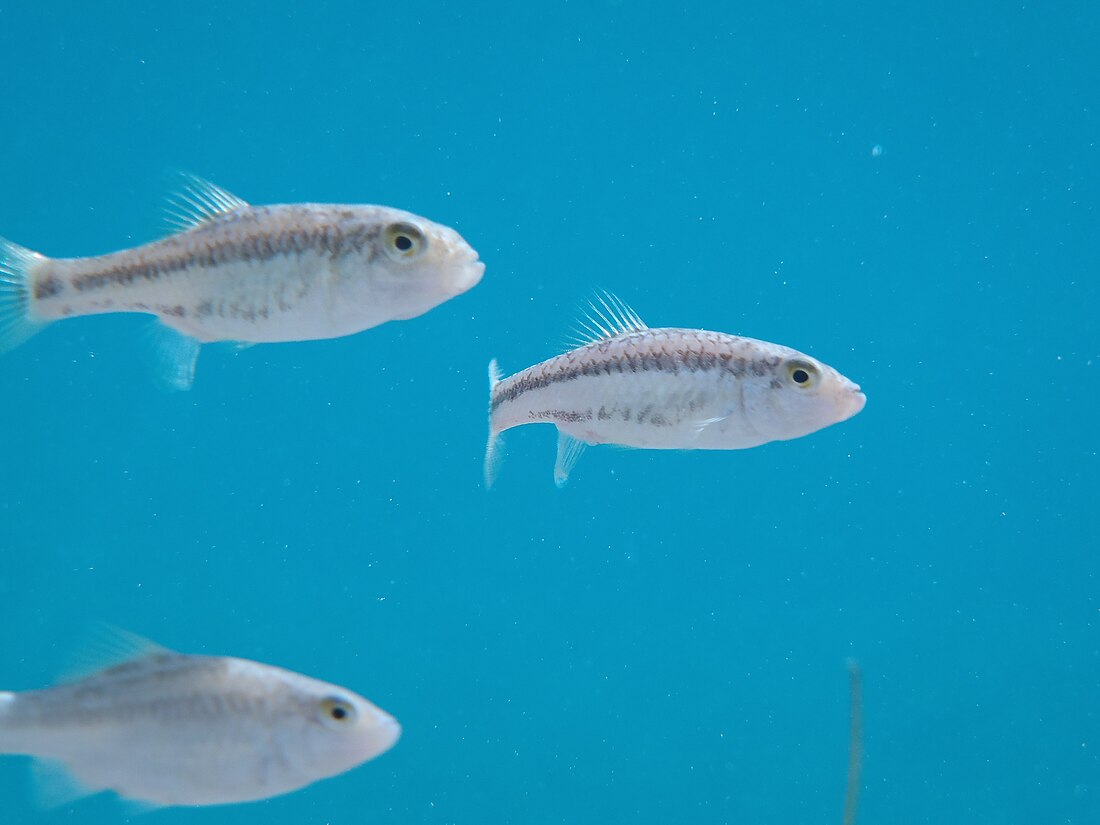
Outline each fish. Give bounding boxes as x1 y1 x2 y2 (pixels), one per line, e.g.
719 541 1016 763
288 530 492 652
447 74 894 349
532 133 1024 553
0 629 401 809
484 293 866 487
0 175 485 389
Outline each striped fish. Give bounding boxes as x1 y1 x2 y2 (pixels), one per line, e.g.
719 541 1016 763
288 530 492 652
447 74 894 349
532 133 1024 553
0 175 484 389
0 629 400 809
485 294 866 487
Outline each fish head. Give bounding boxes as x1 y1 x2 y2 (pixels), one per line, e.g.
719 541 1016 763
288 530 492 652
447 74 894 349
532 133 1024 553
336 207 484 322
275 680 402 784
742 349 866 442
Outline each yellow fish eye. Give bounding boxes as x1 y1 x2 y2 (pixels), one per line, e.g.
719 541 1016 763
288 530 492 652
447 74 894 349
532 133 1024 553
319 697 358 728
383 222 426 260
786 359 820 389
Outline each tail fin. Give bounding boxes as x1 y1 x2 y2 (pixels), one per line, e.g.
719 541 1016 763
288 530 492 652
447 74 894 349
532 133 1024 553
0 237 47 354
484 359 504 489
0 690 16 752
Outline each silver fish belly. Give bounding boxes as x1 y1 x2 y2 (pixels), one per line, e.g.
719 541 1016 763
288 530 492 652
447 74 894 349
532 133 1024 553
0 633 400 808
485 297 865 487
0 175 484 389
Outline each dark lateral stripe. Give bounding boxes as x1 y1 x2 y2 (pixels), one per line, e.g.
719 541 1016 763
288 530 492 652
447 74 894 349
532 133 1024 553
69 219 379 294
33 274 64 300
490 339 777 413
531 409 592 424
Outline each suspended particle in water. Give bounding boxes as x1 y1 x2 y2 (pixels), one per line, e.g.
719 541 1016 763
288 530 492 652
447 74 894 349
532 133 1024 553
871 144 884 158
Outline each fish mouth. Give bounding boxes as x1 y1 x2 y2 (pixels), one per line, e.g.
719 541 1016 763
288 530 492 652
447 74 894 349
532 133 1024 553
454 256 486 292
845 388 867 419
371 716 403 754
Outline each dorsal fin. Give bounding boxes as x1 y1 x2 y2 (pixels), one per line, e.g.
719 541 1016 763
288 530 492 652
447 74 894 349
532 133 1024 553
164 172 249 232
565 290 649 349
58 625 173 684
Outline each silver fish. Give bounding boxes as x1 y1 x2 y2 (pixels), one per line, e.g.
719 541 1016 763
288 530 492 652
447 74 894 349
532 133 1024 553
485 294 866 487
0 175 484 389
0 631 400 808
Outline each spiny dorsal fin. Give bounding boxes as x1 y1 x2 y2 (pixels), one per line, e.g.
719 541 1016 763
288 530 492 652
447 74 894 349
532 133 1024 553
164 172 249 232
565 290 648 349
58 625 173 684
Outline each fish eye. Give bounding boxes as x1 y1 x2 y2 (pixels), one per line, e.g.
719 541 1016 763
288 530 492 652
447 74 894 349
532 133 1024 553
319 697 358 728
383 222 426 260
786 360 820 389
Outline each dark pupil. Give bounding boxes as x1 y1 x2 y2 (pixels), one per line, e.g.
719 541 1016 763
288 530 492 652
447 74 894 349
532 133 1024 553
792 369 809 384
394 235 413 251
330 705 348 720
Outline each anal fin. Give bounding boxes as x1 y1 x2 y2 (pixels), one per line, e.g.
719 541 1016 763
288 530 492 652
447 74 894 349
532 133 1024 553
31 757 98 810
554 430 588 488
144 322 201 391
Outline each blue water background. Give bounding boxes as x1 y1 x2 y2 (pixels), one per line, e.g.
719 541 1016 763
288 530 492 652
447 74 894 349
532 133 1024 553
0 2 1097 823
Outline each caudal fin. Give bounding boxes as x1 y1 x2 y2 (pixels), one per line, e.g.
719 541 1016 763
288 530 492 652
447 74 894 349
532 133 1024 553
484 359 504 489
0 237 47 354
0 690 18 753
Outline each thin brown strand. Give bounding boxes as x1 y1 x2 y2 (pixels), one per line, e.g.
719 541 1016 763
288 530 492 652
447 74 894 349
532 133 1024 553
843 659 863 825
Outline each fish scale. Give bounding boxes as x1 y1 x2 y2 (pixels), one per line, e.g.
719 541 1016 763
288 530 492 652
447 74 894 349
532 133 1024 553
0 632 400 808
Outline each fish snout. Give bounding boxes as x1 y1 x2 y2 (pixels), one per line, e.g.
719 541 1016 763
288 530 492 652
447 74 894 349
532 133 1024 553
845 384 867 419
452 251 485 292
360 713 402 760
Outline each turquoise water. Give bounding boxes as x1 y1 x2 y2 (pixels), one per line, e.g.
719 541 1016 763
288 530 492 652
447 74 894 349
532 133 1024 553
1 2 1097 823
